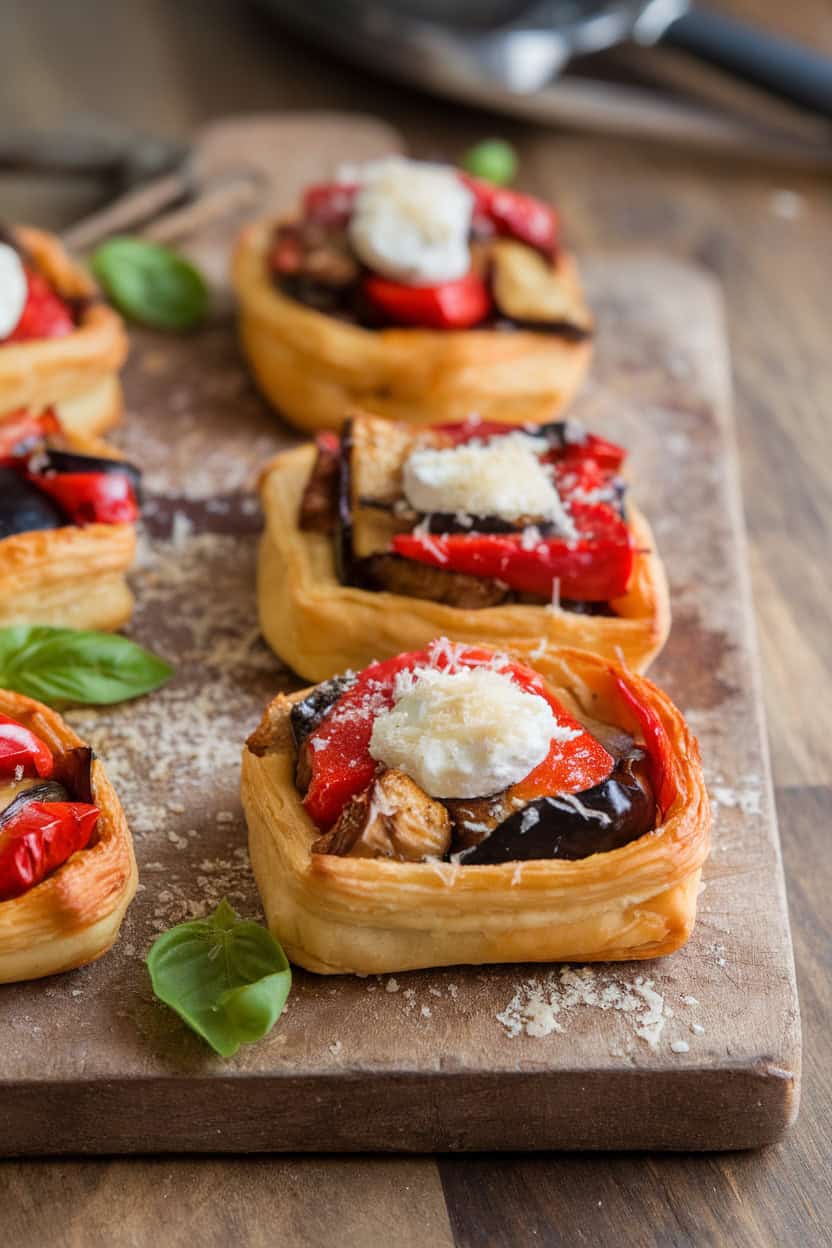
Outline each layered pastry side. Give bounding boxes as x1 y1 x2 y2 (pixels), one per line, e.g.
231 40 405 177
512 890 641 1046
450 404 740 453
0 690 137 982
0 226 127 437
232 156 593 432
242 639 709 974
0 407 140 629
257 413 670 681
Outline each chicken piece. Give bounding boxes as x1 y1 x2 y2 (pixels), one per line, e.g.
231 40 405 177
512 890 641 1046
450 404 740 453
312 769 451 862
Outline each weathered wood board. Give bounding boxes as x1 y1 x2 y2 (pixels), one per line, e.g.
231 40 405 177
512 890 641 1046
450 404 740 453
0 116 800 1154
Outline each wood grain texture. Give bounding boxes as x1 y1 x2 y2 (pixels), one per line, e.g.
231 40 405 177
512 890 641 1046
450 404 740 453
0 0 829 1242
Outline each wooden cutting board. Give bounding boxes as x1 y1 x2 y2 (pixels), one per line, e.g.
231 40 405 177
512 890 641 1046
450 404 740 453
0 115 800 1155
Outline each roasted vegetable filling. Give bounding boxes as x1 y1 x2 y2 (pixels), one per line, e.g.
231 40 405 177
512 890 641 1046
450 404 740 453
298 414 633 612
0 409 141 538
0 713 99 901
291 641 666 865
267 158 591 336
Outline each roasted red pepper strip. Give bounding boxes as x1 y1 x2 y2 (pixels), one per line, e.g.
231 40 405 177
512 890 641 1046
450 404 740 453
30 471 139 526
303 644 613 829
0 409 61 462
0 800 98 901
461 176 558 257
0 715 53 779
3 269 74 343
363 272 492 330
612 672 676 816
302 182 359 228
392 507 633 602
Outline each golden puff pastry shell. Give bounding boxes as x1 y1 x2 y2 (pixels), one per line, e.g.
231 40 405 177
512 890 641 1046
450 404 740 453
241 647 710 974
0 429 136 631
0 227 128 436
0 689 137 983
232 219 592 434
257 443 670 682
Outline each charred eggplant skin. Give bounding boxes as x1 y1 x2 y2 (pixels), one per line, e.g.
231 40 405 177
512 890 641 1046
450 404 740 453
290 673 357 749
32 450 142 502
0 468 66 537
0 781 70 827
455 749 656 864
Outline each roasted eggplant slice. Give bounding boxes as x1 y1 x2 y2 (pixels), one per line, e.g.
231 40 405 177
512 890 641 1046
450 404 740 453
313 768 451 862
290 673 358 749
0 781 70 827
453 748 656 864
299 437 340 533
353 553 512 608
0 468 66 537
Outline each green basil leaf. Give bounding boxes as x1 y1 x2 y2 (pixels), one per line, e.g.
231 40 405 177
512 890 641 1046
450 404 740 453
91 237 209 331
461 139 518 187
0 626 172 706
146 899 291 1057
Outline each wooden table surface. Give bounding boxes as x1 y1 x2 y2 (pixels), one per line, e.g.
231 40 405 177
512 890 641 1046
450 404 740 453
1 1 830 1244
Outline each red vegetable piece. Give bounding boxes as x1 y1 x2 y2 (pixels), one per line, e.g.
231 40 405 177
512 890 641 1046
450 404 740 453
460 175 558 257
561 432 625 472
0 408 61 462
31 471 139 526
0 800 98 901
432 418 518 445
302 182 359 228
363 272 492 330
0 714 53 780
4 269 74 343
392 509 633 602
612 672 677 815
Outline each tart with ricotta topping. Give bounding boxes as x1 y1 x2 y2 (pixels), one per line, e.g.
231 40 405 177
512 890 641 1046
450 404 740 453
232 157 592 433
0 226 127 438
242 640 709 974
257 412 669 681
0 689 137 982
0 407 140 629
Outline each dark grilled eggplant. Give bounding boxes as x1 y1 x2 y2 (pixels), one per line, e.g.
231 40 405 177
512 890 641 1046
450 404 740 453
0 468 66 537
32 450 142 500
0 781 70 827
290 673 357 750
453 748 656 864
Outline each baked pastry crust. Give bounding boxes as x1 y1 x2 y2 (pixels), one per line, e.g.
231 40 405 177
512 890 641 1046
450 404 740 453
232 219 593 433
257 443 670 681
0 227 127 436
0 430 136 630
0 689 137 982
241 647 710 974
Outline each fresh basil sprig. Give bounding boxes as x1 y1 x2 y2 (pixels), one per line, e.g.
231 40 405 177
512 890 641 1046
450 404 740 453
461 138 517 187
0 627 172 706
91 237 209 331
147 900 291 1058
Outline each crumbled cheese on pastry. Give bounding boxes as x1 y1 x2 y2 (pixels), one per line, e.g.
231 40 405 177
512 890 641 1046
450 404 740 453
402 433 575 532
0 242 27 337
368 664 562 799
348 157 473 285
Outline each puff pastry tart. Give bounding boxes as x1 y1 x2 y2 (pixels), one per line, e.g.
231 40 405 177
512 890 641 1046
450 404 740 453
0 407 140 629
0 689 137 982
258 412 669 681
0 225 127 437
232 156 592 433
242 639 709 974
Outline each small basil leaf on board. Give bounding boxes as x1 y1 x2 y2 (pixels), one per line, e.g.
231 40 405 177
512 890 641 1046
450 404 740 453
147 900 291 1058
0 626 173 706
461 139 518 187
90 237 209 331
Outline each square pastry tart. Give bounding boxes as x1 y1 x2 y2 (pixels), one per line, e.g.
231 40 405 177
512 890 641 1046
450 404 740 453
242 640 710 975
258 413 670 681
232 156 592 433
0 408 140 630
0 225 127 438
0 689 137 982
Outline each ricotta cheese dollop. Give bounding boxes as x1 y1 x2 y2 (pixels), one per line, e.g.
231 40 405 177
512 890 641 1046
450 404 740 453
348 158 474 286
369 664 570 799
402 432 576 532
0 242 27 338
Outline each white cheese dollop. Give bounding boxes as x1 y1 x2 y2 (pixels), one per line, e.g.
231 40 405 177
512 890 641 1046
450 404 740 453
0 242 27 338
369 664 572 799
348 158 473 286
403 432 576 532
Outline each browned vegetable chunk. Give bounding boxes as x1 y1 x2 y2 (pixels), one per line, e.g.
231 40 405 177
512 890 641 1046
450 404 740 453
445 791 525 856
299 438 340 533
357 553 511 608
491 240 593 332
312 768 451 861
